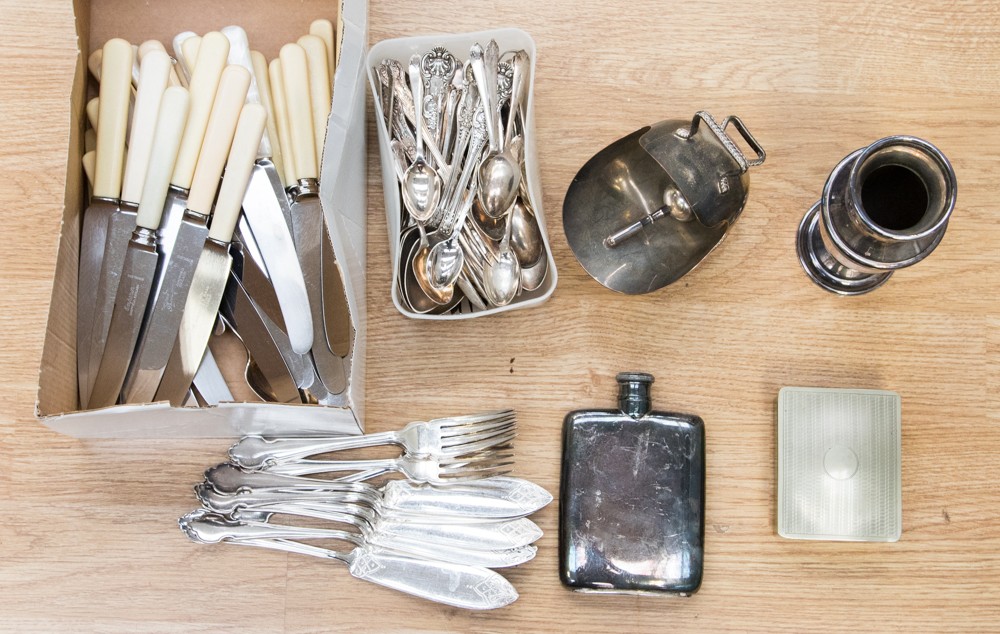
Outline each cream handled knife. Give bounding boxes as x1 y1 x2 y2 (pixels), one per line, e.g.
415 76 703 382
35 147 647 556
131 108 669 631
297 34 331 169
83 47 172 407
122 64 250 404
155 104 267 406
88 86 191 409
280 43 346 399
308 19 336 88
157 31 230 264
267 58 297 190
78 38 133 408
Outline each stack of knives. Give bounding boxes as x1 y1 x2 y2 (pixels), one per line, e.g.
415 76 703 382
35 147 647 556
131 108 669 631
78 21 354 411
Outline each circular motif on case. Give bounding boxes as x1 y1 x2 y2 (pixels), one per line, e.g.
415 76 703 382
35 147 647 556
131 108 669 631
824 445 859 480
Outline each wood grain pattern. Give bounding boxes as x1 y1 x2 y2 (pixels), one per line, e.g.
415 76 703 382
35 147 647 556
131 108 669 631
1 0 999 631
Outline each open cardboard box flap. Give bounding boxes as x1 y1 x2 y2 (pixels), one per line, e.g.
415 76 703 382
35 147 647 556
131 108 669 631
36 0 368 438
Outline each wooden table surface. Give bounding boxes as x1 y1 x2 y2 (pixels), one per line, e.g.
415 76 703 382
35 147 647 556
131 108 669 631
1 0 998 631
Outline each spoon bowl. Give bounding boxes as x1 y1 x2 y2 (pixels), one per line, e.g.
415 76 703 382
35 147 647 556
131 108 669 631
477 152 520 218
401 159 441 223
485 248 520 306
411 230 453 305
520 252 548 292
471 196 506 241
509 197 543 267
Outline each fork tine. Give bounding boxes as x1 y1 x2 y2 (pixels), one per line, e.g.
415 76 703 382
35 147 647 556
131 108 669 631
439 464 515 480
439 419 516 441
442 430 517 455
441 450 515 466
439 458 515 473
431 409 512 424
436 410 516 429
437 416 517 437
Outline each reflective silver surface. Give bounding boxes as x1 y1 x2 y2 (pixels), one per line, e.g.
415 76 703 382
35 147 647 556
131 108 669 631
563 111 765 294
77 197 118 406
120 207 209 403
154 239 232 406
179 510 519 610
229 410 516 468
241 161 312 353
289 179 348 400
88 227 159 408
796 136 957 295
83 204 136 407
377 41 550 315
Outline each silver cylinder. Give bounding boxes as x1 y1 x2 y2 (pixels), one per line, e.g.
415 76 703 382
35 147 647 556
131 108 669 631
796 136 957 295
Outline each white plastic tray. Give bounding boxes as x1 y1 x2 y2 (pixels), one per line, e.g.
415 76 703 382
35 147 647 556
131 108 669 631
366 28 557 320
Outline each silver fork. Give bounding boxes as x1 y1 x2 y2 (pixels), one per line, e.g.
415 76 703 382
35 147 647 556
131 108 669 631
203 464 554 519
194 482 543 549
229 410 516 470
191 505 536 569
262 449 515 483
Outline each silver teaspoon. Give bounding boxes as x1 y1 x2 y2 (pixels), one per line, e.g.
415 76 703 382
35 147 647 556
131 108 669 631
427 188 476 291
400 55 441 223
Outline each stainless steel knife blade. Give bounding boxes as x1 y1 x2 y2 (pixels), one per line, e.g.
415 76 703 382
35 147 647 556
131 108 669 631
78 197 117 403
321 221 354 359
84 203 136 401
87 227 158 408
191 346 234 406
290 188 347 396
242 160 313 355
120 209 209 403
225 273 301 403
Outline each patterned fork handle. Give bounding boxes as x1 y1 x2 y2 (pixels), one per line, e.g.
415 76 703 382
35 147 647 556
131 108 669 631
229 411 515 469
264 451 514 482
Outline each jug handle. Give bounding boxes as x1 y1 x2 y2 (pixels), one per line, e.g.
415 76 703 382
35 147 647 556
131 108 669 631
685 111 767 173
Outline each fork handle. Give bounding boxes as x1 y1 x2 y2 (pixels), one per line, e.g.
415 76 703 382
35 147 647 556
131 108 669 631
229 433 400 469
265 457 400 477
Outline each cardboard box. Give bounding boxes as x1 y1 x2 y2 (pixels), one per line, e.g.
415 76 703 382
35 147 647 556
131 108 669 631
367 29 558 320
35 0 368 438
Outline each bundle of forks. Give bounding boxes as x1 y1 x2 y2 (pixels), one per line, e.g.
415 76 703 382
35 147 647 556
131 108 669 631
179 410 551 609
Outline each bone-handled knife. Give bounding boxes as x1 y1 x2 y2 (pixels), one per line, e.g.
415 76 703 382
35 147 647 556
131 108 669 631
267 58 297 190
150 31 229 312
280 43 347 399
88 48 102 81
138 40 183 88
86 97 100 131
155 104 267 406
250 50 288 195
172 31 198 84
308 19 336 88
224 27 313 355
88 86 190 408
121 64 250 404
82 151 96 190
297 34 331 169
78 38 132 408
83 47 172 407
